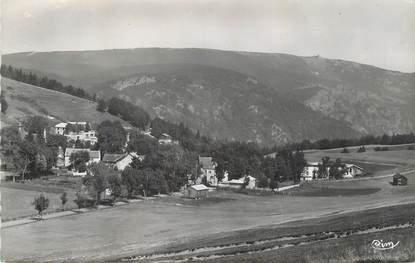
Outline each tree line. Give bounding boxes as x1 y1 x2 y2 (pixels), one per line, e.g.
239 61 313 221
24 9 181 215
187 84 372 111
0 64 95 101
278 133 415 152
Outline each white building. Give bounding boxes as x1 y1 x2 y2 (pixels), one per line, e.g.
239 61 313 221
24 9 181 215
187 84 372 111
219 173 257 189
54 122 98 145
301 162 321 181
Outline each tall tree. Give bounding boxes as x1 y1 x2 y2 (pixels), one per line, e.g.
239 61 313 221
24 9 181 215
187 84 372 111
97 120 126 153
70 151 90 172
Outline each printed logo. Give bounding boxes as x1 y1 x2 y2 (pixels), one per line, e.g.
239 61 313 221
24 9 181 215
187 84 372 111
371 239 399 250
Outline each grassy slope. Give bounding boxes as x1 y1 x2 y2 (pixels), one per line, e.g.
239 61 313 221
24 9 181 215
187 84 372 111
0 77 130 127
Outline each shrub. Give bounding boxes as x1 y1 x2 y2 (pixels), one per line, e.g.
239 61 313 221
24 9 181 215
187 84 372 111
407 146 414 150
341 148 349 153
357 146 366 153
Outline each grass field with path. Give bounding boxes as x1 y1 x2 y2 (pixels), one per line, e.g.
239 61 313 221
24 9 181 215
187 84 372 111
1 149 414 262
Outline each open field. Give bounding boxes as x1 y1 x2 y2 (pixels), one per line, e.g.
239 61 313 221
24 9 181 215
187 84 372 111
119 203 415 262
1 182 78 221
1 149 414 262
2 169 415 262
0 77 130 127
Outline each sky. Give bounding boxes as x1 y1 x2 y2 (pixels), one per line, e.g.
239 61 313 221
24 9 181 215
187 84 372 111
2 0 415 72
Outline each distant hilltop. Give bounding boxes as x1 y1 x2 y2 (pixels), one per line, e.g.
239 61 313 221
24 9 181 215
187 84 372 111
3 48 415 145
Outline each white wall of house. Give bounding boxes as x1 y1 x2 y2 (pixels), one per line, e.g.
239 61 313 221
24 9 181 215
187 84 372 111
301 165 319 181
114 155 134 171
201 168 217 185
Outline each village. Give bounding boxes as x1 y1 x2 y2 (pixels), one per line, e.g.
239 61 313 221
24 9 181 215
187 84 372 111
2 116 414 262
3 114 411 221
4 118 386 200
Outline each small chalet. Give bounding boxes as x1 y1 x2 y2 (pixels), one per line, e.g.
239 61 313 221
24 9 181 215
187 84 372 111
102 152 143 171
185 184 209 199
198 156 217 186
392 173 408 186
342 164 365 178
64 148 101 167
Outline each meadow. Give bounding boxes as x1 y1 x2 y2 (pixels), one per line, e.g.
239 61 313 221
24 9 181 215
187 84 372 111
1 179 78 221
1 148 414 262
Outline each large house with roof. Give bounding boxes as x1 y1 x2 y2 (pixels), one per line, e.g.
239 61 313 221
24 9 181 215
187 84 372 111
102 152 144 171
55 122 98 145
64 148 101 167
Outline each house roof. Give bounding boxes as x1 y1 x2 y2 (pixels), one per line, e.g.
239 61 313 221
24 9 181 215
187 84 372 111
64 148 100 159
68 121 87 125
55 122 68 128
102 153 126 163
345 164 364 171
190 184 209 191
160 133 172 139
65 148 90 156
89 151 101 159
199 156 215 169
306 162 320 166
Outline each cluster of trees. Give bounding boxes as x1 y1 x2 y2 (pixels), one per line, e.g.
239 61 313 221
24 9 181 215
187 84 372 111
0 116 67 180
97 97 150 129
75 143 200 206
128 143 199 193
65 123 91 134
96 120 127 154
0 64 95 101
284 133 415 151
209 142 306 188
32 191 68 219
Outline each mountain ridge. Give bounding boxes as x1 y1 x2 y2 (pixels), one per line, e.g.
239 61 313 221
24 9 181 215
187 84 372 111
3 48 414 145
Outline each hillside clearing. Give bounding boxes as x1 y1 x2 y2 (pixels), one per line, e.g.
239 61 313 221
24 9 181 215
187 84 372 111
1 78 130 127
